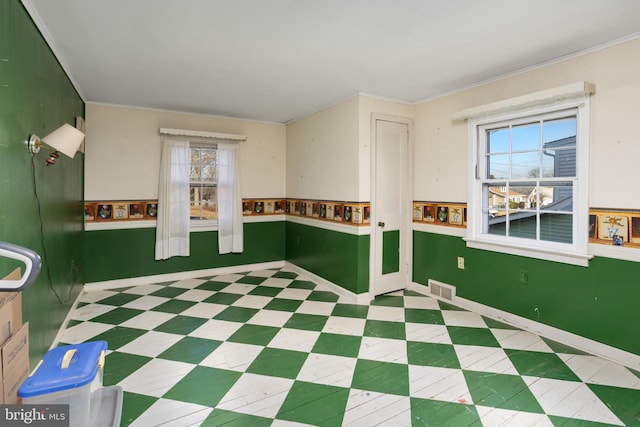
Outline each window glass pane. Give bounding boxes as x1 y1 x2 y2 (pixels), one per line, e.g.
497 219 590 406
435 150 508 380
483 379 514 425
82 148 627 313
509 183 535 210
190 185 200 203
540 213 573 243
487 128 509 154
200 201 217 219
512 123 540 151
485 184 506 212
487 213 506 236
508 211 537 240
487 154 509 179
484 183 505 235
191 147 200 162
540 182 573 211
201 148 216 161
190 184 217 219
543 117 576 144
191 148 201 165
542 147 576 178
190 148 202 181
201 186 217 203
190 201 203 220
201 165 215 181
189 165 200 181
511 152 540 179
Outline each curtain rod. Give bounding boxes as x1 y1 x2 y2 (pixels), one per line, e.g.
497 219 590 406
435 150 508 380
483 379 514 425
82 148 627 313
159 127 247 141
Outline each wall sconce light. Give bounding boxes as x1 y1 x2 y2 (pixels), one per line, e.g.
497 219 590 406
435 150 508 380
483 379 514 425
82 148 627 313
28 123 85 166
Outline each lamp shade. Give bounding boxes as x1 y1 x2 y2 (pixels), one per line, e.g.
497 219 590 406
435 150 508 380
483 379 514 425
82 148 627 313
42 123 85 159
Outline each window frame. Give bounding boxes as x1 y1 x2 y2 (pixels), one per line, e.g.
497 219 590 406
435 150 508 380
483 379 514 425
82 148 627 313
189 142 219 231
465 97 591 266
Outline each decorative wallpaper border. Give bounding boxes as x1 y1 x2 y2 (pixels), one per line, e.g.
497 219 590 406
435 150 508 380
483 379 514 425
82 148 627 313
412 201 640 249
84 199 371 227
84 200 640 246
589 209 640 247
413 202 467 229
85 201 157 221
244 199 371 226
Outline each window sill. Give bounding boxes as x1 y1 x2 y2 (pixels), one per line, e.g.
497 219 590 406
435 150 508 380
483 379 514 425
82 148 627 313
464 238 592 267
190 221 218 232
588 243 640 263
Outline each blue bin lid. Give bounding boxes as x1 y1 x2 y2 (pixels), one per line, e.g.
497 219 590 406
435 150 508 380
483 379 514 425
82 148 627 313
18 341 108 398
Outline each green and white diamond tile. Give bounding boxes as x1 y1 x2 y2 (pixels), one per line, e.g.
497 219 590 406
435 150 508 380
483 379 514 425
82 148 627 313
58 321 115 344
199 341 264 372
128 398 213 427
58 268 640 426
78 289 120 303
122 295 173 311
168 278 210 289
120 310 177 330
342 389 411 426
266 328 320 353
70 303 118 321
246 309 294 328
453 345 518 374
188 319 244 341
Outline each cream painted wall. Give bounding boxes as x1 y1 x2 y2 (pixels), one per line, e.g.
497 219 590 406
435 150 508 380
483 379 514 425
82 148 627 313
414 38 640 208
85 103 286 200
285 95 412 202
285 97 359 201
358 96 413 201
85 38 640 209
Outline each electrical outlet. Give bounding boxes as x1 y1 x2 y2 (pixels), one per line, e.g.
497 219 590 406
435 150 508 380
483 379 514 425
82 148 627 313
457 256 464 269
519 270 528 283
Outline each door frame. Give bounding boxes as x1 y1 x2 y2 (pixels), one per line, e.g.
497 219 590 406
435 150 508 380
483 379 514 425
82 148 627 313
369 114 414 300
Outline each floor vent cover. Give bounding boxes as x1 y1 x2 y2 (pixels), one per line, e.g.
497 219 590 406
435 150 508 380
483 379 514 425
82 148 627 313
428 279 456 301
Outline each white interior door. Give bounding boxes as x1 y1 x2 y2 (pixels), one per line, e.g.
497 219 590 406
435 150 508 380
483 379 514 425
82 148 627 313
371 118 411 296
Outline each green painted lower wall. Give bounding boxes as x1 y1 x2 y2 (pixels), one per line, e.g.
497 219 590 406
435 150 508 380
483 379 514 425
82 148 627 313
286 222 369 294
1 0 85 367
84 221 286 283
382 230 400 274
413 230 640 357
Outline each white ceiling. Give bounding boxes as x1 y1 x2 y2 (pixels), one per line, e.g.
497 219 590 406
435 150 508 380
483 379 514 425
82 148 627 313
23 0 640 124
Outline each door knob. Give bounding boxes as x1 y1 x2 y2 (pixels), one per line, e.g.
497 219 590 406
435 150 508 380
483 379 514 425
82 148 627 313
378 221 385 227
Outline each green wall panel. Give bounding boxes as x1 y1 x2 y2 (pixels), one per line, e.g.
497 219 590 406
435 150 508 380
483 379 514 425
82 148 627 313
285 222 369 294
382 230 400 274
84 222 285 283
413 230 640 356
0 0 85 367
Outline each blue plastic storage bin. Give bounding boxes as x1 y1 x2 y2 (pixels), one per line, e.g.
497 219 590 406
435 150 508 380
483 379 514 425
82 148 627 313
18 341 108 427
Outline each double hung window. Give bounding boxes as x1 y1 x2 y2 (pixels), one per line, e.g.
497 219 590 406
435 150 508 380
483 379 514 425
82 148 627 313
465 94 591 265
156 128 245 259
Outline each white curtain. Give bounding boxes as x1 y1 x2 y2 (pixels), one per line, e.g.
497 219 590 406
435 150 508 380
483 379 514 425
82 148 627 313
155 139 190 260
217 143 243 254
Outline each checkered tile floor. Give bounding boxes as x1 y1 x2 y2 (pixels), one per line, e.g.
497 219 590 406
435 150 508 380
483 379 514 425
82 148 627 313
59 268 640 426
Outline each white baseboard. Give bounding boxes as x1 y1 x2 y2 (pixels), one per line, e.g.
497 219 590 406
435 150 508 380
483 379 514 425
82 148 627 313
285 261 371 304
409 281 640 371
84 261 286 291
